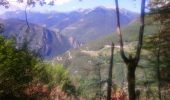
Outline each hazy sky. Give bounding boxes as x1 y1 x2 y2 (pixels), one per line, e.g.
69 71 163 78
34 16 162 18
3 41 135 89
0 0 142 14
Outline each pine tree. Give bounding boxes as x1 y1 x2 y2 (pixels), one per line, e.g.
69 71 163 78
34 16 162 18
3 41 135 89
146 1 170 99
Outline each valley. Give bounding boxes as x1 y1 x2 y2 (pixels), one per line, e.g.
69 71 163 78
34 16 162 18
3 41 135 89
0 1 169 99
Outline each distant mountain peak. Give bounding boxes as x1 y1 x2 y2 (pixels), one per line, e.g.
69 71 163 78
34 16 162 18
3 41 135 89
0 7 138 58
76 6 111 14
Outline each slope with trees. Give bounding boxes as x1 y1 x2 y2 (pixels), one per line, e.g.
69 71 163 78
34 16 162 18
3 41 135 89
0 35 78 99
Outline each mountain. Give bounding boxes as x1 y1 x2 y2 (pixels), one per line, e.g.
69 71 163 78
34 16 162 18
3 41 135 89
51 19 157 86
61 7 138 43
0 18 80 58
0 7 138 43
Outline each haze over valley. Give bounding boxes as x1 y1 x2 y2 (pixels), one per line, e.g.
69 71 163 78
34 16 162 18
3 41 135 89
0 7 138 58
0 0 169 100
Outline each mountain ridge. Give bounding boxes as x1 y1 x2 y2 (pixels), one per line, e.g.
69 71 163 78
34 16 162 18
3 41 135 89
0 7 138 43
0 18 81 58
0 7 138 58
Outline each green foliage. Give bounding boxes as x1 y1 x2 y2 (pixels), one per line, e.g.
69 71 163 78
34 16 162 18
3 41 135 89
35 63 76 95
0 35 39 98
46 64 68 86
49 64 76 95
146 0 170 83
77 77 102 99
144 34 170 82
0 35 77 99
50 11 160 99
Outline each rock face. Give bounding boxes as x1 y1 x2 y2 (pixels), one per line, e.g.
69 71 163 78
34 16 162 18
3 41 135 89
68 36 82 48
0 7 138 43
0 7 138 58
0 18 80 58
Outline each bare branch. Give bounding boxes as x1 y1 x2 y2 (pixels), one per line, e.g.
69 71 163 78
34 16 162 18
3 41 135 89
115 0 128 64
135 0 146 63
25 5 30 33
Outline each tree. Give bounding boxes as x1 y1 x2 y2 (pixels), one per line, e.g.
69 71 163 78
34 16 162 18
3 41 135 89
0 35 77 99
143 34 162 99
114 0 146 100
0 35 40 99
107 43 114 100
44 64 76 95
148 0 170 81
145 1 170 99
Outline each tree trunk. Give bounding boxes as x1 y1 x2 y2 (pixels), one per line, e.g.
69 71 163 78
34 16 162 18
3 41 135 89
99 69 102 100
114 0 146 99
157 34 162 100
107 43 114 100
127 64 136 100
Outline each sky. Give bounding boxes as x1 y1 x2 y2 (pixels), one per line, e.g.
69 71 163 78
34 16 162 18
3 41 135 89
0 0 142 14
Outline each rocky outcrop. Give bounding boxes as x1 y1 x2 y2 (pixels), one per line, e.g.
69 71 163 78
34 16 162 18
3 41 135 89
0 18 80 59
68 36 81 48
